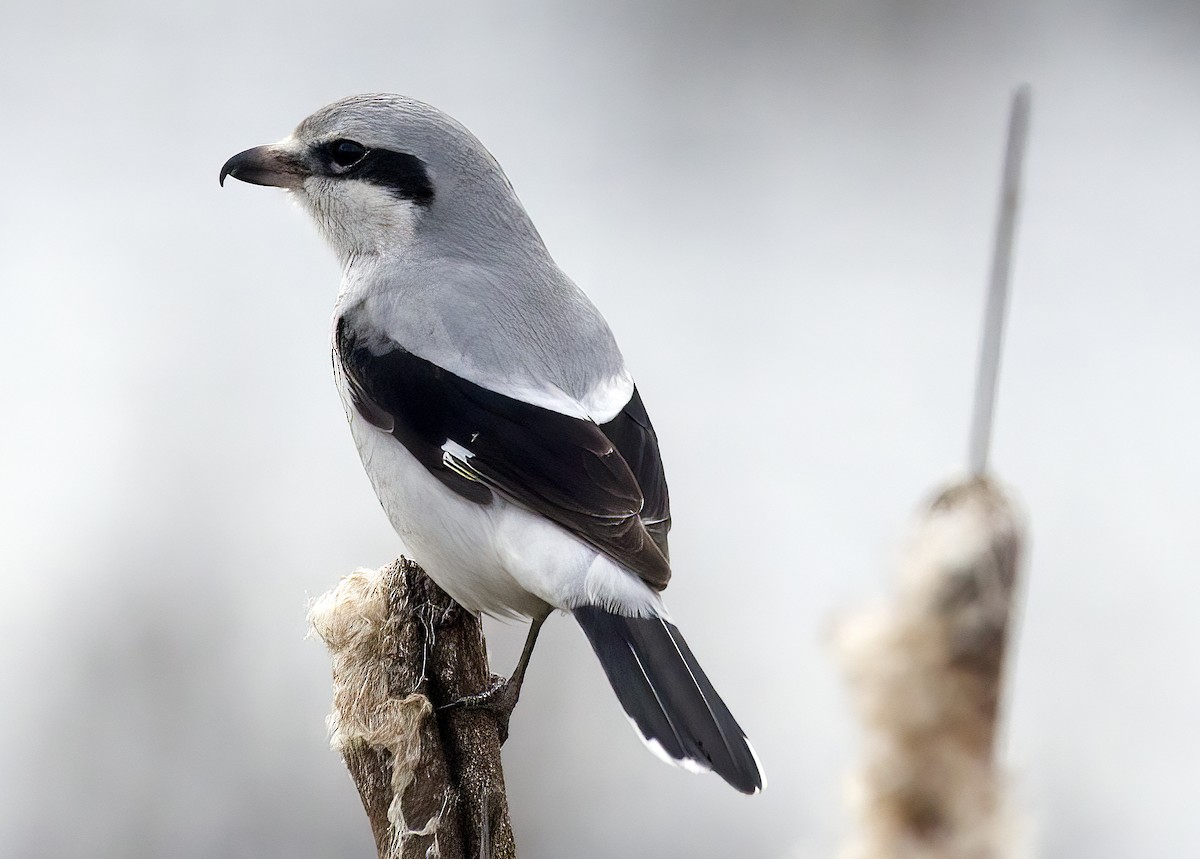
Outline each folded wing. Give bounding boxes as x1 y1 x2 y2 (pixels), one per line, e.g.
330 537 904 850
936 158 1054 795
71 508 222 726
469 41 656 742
336 313 672 590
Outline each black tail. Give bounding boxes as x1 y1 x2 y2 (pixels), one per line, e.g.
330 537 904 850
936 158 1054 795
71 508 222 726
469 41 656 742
573 606 764 794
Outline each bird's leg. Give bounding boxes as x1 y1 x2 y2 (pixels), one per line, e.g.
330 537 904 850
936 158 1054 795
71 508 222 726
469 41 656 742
450 613 548 744
506 610 548 692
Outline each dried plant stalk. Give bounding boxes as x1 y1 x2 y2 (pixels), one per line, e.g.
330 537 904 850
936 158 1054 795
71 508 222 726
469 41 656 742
838 477 1024 859
309 557 516 859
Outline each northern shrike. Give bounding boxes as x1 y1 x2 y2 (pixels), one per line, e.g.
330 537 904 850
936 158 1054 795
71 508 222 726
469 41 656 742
221 94 763 794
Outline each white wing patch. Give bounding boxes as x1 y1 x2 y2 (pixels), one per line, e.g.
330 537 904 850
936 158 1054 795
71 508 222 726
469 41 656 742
441 439 474 461
441 439 480 482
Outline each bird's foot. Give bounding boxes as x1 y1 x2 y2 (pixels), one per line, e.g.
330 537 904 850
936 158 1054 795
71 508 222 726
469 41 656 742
446 673 524 745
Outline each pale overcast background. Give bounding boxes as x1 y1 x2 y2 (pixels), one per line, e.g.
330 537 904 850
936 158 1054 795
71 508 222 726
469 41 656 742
2 1 1198 857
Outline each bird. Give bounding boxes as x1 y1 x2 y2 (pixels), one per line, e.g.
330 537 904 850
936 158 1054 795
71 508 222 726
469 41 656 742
220 94 763 794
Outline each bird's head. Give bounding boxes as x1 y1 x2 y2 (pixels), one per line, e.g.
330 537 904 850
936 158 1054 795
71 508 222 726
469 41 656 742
221 94 542 265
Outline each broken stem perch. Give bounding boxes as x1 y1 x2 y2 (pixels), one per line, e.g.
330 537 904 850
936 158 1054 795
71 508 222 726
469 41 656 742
309 558 517 859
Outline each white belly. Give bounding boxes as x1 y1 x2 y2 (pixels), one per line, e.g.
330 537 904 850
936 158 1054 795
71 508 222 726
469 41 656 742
337 377 663 621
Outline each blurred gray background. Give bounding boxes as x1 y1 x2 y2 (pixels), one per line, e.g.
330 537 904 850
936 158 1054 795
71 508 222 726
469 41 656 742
2 1 1198 856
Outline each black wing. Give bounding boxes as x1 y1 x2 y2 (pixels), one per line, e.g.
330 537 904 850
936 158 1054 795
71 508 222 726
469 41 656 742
336 315 672 590
597 387 671 560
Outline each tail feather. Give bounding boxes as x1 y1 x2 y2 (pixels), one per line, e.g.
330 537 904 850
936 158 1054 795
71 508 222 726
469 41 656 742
573 606 764 794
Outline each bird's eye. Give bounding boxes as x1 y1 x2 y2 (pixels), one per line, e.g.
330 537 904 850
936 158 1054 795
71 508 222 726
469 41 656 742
327 139 368 168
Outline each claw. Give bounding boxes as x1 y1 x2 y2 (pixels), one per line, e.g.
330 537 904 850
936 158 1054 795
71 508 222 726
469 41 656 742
445 673 524 744
441 613 548 745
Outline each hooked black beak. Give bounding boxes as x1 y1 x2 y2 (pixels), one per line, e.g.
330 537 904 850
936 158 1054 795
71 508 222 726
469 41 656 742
219 145 310 189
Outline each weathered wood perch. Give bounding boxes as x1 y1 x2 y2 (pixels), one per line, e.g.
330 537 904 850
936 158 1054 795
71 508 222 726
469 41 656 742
837 476 1024 859
309 557 517 859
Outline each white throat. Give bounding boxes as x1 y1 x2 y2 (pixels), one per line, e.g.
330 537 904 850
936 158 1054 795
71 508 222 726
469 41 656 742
295 176 423 266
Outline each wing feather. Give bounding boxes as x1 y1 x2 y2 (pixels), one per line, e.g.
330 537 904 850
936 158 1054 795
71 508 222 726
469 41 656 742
336 314 671 590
